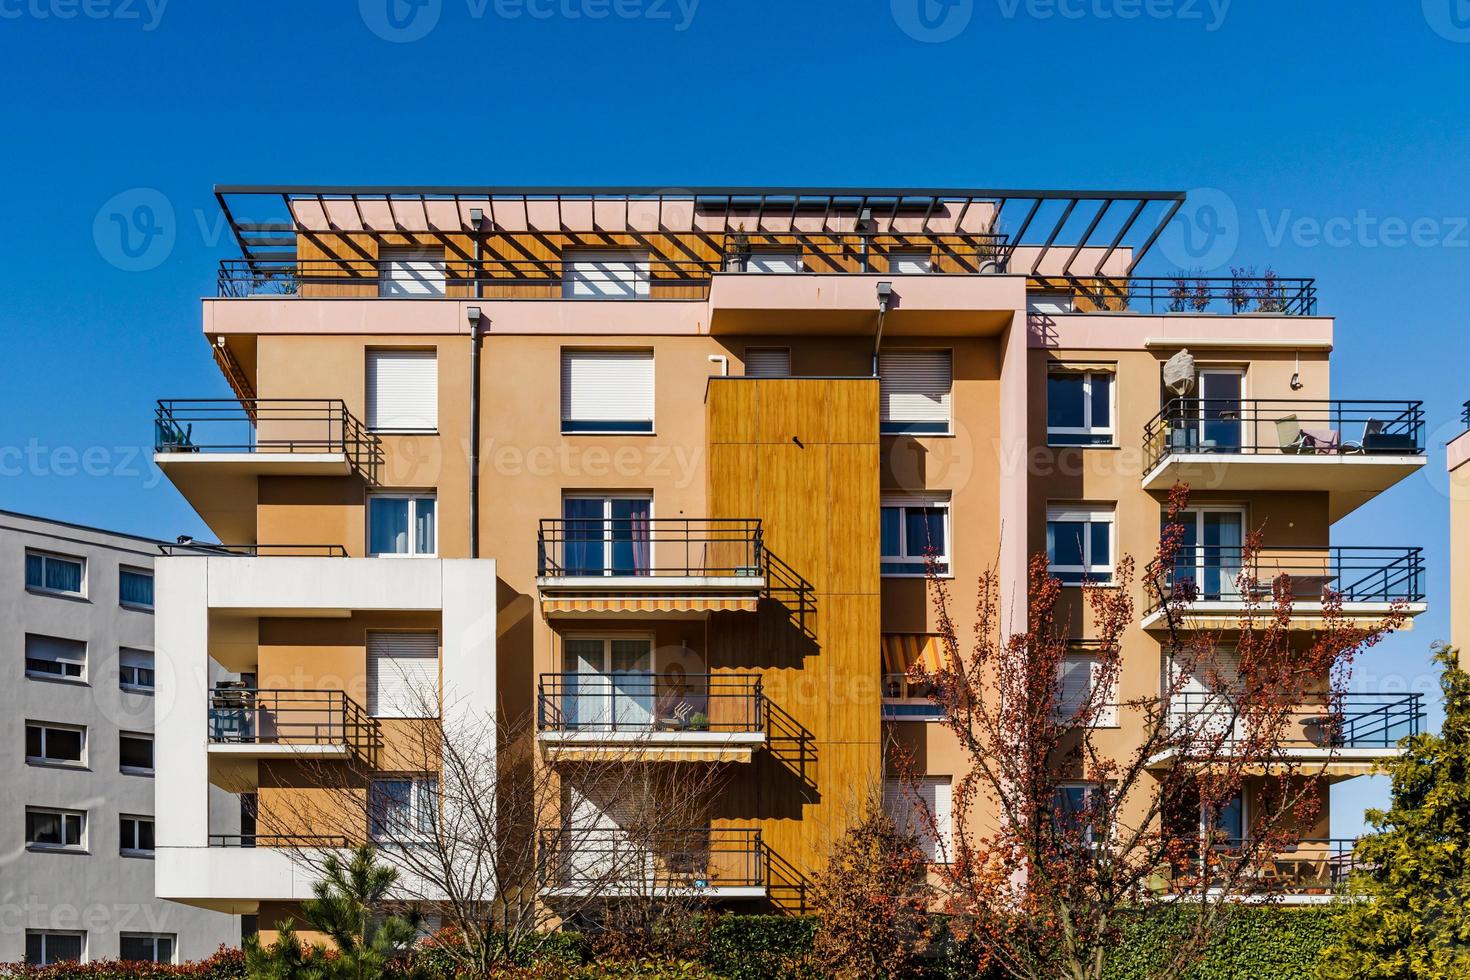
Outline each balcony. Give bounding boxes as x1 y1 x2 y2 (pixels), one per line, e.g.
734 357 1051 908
1142 399 1425 519
206 688 376 762
536 518 765 619
1141 546 1425 631
537 673 767 763
538 827 766 900
1029 274 1319 316
1155 838 1361 903
154 399 381 542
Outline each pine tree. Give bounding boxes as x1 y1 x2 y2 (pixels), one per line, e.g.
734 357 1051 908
300 845 426 980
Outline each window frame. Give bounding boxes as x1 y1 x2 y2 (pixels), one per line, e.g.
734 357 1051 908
743 250 804 274
25 721 86 767
878 349 954 435
561 249 651 299
1046 366 1116 447
880 494 952 578
560 492 655 577
368 776 438 843
1054 648 1119 728
25 806 87 852
24 550 86 598
118 566 154 610
25 633 87 683
1046 504 1116 586
118 648 155 693
377 246 447 298
884 776 954 865
560 348 656 434
26 930 85 966
367 630 441 720
365 348 439 434
887 249 933 274
119 814 156 857
366 491 438 558
119 731 155 775
1053 781 1110 849
118 933 174 965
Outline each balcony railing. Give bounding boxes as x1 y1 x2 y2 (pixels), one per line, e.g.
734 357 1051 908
538 827 765 894
207 834 352 848
1155 546 1425 608
1030 275 1318 316
155 399 381 475
1168 692 1423 750
158 543 348 557
207 688 376 756
537 518 763 579
1143 399 1425 470
1159 838 1363 896
537 673 765 735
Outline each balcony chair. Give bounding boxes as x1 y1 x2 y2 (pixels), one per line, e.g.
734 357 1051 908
1275 415 1307 454
154 418 196 452
1357 418 1418 454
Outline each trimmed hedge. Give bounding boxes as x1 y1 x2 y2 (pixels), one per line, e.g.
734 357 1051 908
0 948 244 979
1104 905 1350 980
705 915 819 980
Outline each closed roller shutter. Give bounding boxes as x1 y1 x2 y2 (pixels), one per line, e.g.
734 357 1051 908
379 248 446 297
879 350 952 433
561 350 654 432
884 777 953 863
562 251 650 298
745 252 803 274
368 632 439 718
743 347 791 378
367 350 438 432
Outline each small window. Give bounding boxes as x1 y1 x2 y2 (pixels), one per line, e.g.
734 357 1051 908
881 634 945 720
368 632 439 719
884 777 953 863
378 247 446 298
26 807 85 850
743 347 791 378
1054 783 1107 848
1047 366 1115 446
369 777 438 842
119 934 173 964
563 250 650 299
1056 649 1118 727
1029 291 1075 314
119 732 154 774
744 251 803 274
366 349 438 432
1047 505 1115 585
25 551 84 596
26 722 85 765
879 350 952 435
881 495 950 576
26 930 84 965
25 634 86 682
119 648 155 692
119 815 155 856
119 568 154 609
560 349 655 433
888 249 932 274
368 493 437 557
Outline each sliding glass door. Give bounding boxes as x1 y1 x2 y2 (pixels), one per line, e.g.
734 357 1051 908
562 495 652 576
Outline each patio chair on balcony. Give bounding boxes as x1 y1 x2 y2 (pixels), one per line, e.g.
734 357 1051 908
1275 415 1307 454
155 417 195 453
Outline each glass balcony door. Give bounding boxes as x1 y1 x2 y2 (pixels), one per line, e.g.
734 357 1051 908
1172 508 1245 600
1197 369 1243 452
562 495 652 576
562 637 654 731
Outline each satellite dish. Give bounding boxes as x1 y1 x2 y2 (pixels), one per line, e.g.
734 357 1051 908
1162 349 1197 396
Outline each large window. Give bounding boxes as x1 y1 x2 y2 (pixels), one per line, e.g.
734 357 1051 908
26 931 83 966
560 495 652 576
561 349 655 433
1046 504 1115 585
119 934 174 964
119 732 154 774
119 648 154 692
560 635 654 729
366 349 438 432
1047 366 1115 446
881 495 950 576
884 777 953 863
879 350 952 435
25 551 84 596
368 493 437 557
25 634 86 682
368 632 439 719
26 722 84 766
119 815 155 856
119 567 154 609
1168 507 1246 600
26 807 85 851
562 250 650 299
378 247 447 298
369 777 437 842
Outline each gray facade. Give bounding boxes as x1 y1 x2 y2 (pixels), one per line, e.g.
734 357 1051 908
0 511 238 965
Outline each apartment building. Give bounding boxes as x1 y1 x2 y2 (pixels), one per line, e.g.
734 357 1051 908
152 185 1427 925
0 511 239 964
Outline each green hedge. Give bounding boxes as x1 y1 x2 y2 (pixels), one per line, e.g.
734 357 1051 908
705 915 820 980
1104 905 1349 980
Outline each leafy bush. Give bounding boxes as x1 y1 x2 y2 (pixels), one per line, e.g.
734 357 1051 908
1104 906 1349 980
704 915 819 980
0 947 245 979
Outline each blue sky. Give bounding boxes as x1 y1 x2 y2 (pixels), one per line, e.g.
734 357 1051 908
2 1 1467 834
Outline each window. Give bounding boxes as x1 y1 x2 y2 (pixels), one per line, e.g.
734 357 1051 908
1056 650 1118 727
26 931 83 965
26 807 85 850
378 247 446 298
368 493 437 557
119 567 153 609
119 933 173 964
1047 366 1115 446
561 349 655 433
25 634 86 681
560 636 654 729
560 495 653 576
879 350 952 434
884 777 953 863
1046 505 1114 585
25 551 84 596
744 250 803 274
888 249 932 274
743 347 791 378
119 815 155 856
26 722 85 765
881 495 950 576
1028 291 1075 314
369 777 437 841
119 732 154 774
1168 507 1246 601
119 648 154 692
563 250 650 299
368 632 439 719
881 634 945 720
1054 783 1108 848
366 349 438 432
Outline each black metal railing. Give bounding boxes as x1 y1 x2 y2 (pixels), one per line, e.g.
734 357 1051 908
1168 692 1423 749
537 673 765 735
155 399 381 475
1030 275 1318 316
1461 399 1470 428
1155 545 1424 607
1143 398 1425 469
158 543 349 557
537 518 763 579
1165 838 1364 895
538 827 765 893
208 834 353 848
207 688 376 757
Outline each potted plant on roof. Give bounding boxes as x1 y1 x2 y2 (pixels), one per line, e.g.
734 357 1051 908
1228 265 1255 313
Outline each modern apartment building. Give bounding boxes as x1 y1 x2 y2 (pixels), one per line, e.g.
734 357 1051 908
152 185 1427 925
0 511 239 964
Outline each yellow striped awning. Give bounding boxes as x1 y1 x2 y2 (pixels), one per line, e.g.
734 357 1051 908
541 594 760 617
882 633 945 675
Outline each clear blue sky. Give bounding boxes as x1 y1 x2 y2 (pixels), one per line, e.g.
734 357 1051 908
2 1 1466 835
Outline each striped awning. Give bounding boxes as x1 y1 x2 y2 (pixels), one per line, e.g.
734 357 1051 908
882 633 945 675
543 744 756 764
541 594 760 617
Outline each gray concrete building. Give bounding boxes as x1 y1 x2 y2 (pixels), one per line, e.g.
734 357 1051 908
0 510 238 965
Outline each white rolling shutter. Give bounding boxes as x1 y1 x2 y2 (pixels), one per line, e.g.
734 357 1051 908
884 777 952 863
745 251 803 274
368 632 439 718
379 248 446 297
879 350 952 432
561 350 655 432
367 350 438 432
1057 654 1118 726
743 347 791 378
562 251 650 298
889 250 932 274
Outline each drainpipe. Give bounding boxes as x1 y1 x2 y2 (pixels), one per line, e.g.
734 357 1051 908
467 306 483 559
872 281 893 374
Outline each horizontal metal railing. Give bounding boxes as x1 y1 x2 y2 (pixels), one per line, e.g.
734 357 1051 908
1030 275 1318 316
1155 545 1424 606
1168 692 1423 750
208 834 352 848
1161 838 1364 895
1143 398 1425 469
155 398 382 475
207 688 376 757
537 517 763 578
538 827 765 892
537 673 765 735
157 543 349 557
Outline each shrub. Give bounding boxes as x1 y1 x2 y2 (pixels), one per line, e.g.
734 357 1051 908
1104 905 1349 980
704 915 819 980
0 947 246 979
